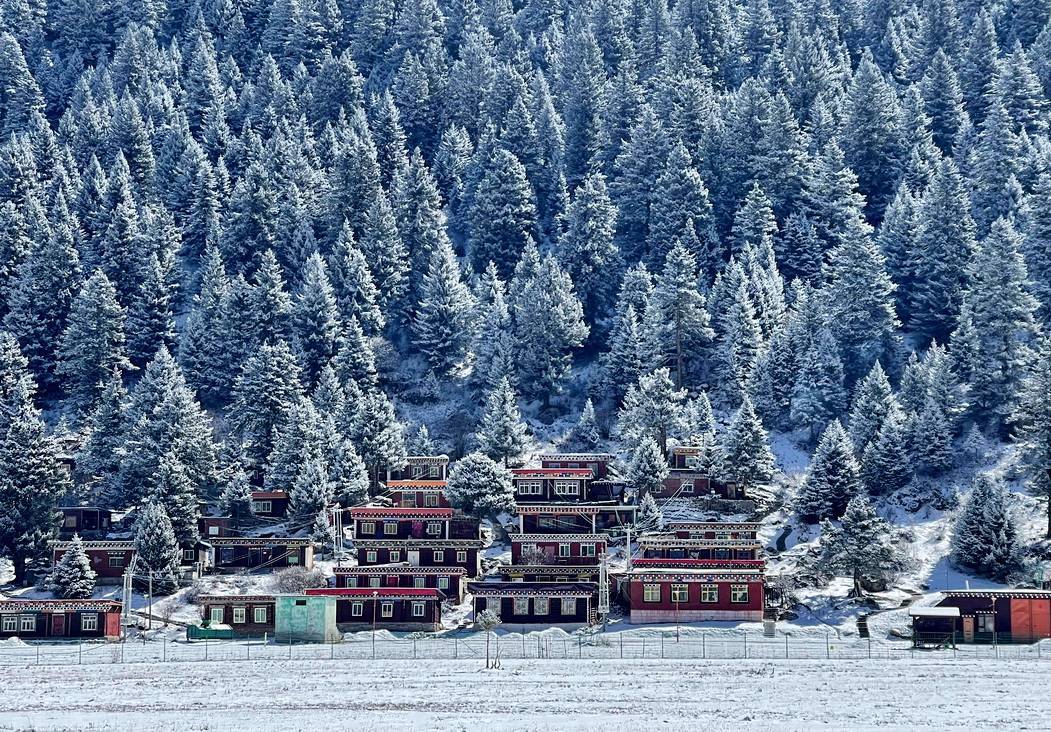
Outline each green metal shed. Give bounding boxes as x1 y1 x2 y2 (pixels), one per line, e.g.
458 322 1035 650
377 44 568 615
274 595 340 642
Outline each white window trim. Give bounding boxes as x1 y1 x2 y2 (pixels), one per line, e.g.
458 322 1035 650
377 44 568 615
643 584 661 603
351 602 363 617
411 601 426 618
369 577 381 588
366 550 377 563
553 481 579 496
383 522 398 535
730 584 749 604
456 550 468 563
513 597 529 614
700 585 719 603
534 597 549 615
209 608 224 624
433 550 444 563
232 607 246 624
1 615 16 632
381 602 394 618
360 521 376 535
426 522 442 536
252 500 272 513
80 613 98 631
254 607 268 624
671 584 689 603
560 597 577 615
437 577 450 590
413 577 426 588
558 543 571 557
389 550 401 563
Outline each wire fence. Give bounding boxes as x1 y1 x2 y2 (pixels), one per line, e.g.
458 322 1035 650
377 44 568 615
1 632 1050 667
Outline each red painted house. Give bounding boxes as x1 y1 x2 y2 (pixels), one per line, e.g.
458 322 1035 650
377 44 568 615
469 582 597 625
349 507 479 540
198 515 232 539
305 587 445 631
537 453 616 479
384 480 450 508
650 447 745 500
386 456 449 482
52 541 136 583
665 521 761 540
512 468 603 503
353 539 482 576
198 595 276 636
510 534 607 565
515 504 637 534
333 565 468 602
625 564 765 623
209 538 314 571
636 535 762 561
250 491 289 518
0 599 122 640
498 564 603 583
911 589 1051 644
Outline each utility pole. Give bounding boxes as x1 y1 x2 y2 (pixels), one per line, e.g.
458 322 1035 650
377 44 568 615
597 551 609 628
371 590 379 659
120 569 132 640
147 571 153 632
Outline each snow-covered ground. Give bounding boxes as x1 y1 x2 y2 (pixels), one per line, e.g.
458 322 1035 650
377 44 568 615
1 656 1048 731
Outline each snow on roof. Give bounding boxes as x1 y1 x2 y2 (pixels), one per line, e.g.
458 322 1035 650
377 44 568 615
909 606 961 617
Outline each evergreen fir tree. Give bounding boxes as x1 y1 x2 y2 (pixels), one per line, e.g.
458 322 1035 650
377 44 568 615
291 252 343 389
649 242 714 389
567 398 601 449
46 534 97 598
617 368 686 454
860 408 913 495
350 387 406 490
445 451 514 518
1012 337 1051 537
289 454 333 525
950 473 1022 580
558 171 619 321
133 501 181 595
412 239 475 374
219 463 256 527
720 395 776 488
328 225 384 336
796 420 861 523
229 340 304 470
790 329 847 442
847 362 897 452
476 376 529 465
625 437 670 498
818 495 903 595
468 148 538 280
634 492 664 532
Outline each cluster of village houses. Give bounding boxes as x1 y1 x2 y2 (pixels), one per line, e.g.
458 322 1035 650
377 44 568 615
2 450 1050 646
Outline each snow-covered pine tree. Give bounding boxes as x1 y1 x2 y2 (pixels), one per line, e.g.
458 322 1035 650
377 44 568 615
265 397 326 495
680 392 716 443
818 495 903 595
46 534 97 599
860 408 913 495
513 254 589 400
405 423 438 455
617 368 685 454
909 394 955 476
328 223 385 336
219 463 256 527
476 376 529 465
950 473 1022 580
790 329 846 442
291 252 343 390
56 270 133 414
412 238 475 374
625 437 670 498
151 455 201 546
470 262 516 392
229 340 305 471
178 245 230 407
1013 337 1051 537
648 241 713 389
468 147 538 280
634 492 664 532
289 453 334 525
567 398 601 449
847 361 898 453
350 387 406 490
446 451 515 518
133 501 181 594
558 171 619 321
74 369 127 505
796 419 861 523
719 395 776 488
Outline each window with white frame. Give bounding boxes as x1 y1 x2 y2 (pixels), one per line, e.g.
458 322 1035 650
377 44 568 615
381 602 394 618
389 550 401 563
523 542 538 555
560 597 577 615
360 521 375 535
208 525 220 536
254 607 267 624
730 585 749 603
437 576 449 590
80 613 98 631
411 465 424 478
428 465 440 478
681 482 694 494
63 515 77 528
183 548 197 561
108 554 125 567
369 577 381 588
210 607 224 624
538 516 554 528
716 532 730 540
383 522 397 535
433 550 444 563
581 543 596 557
534 597 549 614
518 481 543 495
424 494 439 507
252 500 272 513
345 576 359 587
366 550 377 563
20 615 34 632
457 550 468 563
1 615 16 632
558 543 571 557
351 602 363 617
232 607 246 624
700 584 719 603
553 481 579 496
412 601 426 617
426 522 441 536
671 584 689 603
643 584 661 602
513 597 529 614
413 576 426 588
286 552 299 565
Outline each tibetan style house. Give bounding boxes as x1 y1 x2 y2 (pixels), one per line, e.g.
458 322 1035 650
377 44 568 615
305 587 445 632
57 507 113 539
52 540 136 583
511 457 635 535
350 506 483 576
651 447 745 500
911 589 1051 645
386 455 450 482
197 595 276 637
332 564 468 602
0 599 122 640
209 537 314 571
250 491 289 518
383 480 450 508
469 582 598 625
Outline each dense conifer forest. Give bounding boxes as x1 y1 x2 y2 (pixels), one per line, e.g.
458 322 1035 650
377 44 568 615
0 0 1049 591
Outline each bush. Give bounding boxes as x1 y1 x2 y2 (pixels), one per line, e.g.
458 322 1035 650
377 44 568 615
270 566 328 594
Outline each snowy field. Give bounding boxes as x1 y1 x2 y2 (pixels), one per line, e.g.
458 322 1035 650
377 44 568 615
1 657 1049 731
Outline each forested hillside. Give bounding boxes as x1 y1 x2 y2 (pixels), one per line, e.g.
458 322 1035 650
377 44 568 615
0 0 1049 591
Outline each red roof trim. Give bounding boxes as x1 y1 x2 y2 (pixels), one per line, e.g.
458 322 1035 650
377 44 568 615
385 480 447 489
250 491 288 499
512 469 594 477
304 588 443 598
632 558 766 568
348 508 455 518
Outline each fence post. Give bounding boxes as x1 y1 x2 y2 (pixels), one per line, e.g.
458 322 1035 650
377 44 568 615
867 638 871 659
205 636 209 661
620 634 623 659
121 639 125 664
578 635 582 659
825 633 830 659
522 634 526 658
412 637 416 660
36 644 40 665
332 638 336 660
785 635 789 659
660 634 664 658
289 635 293 660
454 637 458 660
163 637 167 663
247 638 251 661
744 633 747 659
702 633 706 659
